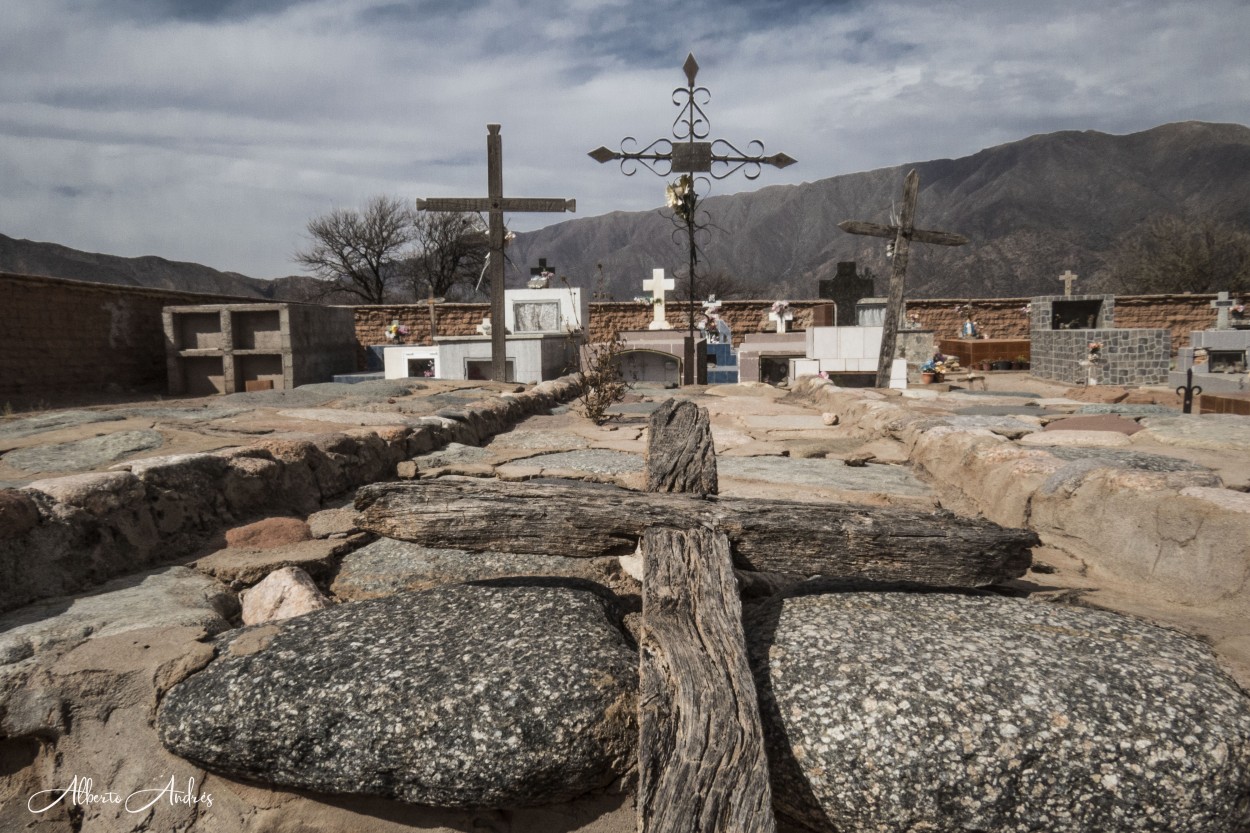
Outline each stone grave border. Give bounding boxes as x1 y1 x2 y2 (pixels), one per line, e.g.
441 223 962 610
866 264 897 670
0 376 583 614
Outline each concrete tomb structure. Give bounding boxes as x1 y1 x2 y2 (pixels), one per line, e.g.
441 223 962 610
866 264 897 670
612 269 707 386
1029 294 1170 385
163 303 356 395
1170 292 1250 394
381 287 586 385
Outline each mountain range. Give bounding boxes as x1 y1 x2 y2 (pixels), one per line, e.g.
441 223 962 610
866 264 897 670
3 121 1248 301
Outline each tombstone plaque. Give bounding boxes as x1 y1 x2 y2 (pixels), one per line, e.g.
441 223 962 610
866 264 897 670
514 301 561 333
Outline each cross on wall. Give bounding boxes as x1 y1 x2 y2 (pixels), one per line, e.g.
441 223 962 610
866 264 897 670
1058 270 1079 297
644 269 676 330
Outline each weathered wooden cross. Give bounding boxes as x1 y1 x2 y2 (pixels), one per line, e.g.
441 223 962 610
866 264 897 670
417 124 576 382
356 400 1037 832
424 292 446 339
1058 270 1079 297
839 170 969 387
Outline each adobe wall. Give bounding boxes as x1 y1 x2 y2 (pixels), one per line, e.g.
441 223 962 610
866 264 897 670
0 273 254 404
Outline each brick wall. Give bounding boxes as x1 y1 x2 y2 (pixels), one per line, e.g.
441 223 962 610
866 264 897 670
0 273 253 404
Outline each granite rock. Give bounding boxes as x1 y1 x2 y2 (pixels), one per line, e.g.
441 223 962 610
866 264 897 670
330 537 634 601
240 566 332 625
748 591 1250 833
159 583 637 808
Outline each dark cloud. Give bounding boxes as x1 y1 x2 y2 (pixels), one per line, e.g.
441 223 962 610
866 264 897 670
98 0 312 23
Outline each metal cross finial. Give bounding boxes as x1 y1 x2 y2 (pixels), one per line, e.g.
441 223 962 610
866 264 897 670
588 53 795 181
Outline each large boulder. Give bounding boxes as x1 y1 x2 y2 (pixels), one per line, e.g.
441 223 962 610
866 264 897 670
748 591 1250 833
159 583 637 808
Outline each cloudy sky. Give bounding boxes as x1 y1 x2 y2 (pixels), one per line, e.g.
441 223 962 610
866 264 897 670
2 0 1248 279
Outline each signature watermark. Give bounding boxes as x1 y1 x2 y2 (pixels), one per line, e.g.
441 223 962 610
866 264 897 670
28 775 213 814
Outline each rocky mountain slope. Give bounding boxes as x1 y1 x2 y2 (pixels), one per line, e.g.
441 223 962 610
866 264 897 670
0 233 315 299
4 122 1247 302
508 121 1250 300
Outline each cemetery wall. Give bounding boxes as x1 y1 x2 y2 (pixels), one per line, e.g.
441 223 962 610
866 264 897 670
0 272 253 404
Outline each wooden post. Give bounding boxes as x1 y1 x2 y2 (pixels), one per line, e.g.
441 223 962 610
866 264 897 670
645 399 717 496
637 527 775 833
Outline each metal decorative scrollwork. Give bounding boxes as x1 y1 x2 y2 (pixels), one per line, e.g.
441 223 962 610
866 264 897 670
588 52 793 181
672 84 711 142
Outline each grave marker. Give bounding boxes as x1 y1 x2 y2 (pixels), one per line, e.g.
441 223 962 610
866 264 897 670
417 125 575 382
839 170 969 387
1058 270 1079 297
1211 291 1235 329
645 269 676 330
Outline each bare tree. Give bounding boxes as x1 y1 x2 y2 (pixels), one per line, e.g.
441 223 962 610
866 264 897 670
698 269 749 300
404 211 489 301
1108 214 1250 294
294 196 414 304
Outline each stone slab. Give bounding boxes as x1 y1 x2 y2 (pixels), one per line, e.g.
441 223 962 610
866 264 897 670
511 449 644 475
1018 430 1133 448
1 430 165 473
717 456 933 496
1136 415 1250 452
1043 415 1144 435
0 410 126 440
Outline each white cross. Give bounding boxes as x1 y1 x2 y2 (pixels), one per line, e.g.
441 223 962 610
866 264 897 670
476 316 492 336
1211 291 1234 329
769 305 793 334
1057 270 1078 297
645 268 675 330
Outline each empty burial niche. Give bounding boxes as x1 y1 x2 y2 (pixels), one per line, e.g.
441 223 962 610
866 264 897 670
824 372 877 388
1051 299 1102 330
760 356 802 385
182 355 226 395
466 360 514 382
236 354 284 392
232 310 283 350
407 358 436 378
176 312 223 350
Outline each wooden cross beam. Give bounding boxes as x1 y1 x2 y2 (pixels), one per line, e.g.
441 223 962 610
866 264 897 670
424 293 446 339
838 169 969 388
417 124 575 382
355 399 1036 832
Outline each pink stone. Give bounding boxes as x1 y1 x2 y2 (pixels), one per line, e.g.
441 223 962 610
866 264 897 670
240 566 332 625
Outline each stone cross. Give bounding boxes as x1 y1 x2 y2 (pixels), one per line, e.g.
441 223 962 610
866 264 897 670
1058 270 1079 297
838 169 969 387
416 124 575 382
1211 291 1234 329
645 268 676 330
768 303 793 334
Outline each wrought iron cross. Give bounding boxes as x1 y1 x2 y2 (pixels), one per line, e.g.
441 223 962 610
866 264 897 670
589 53 795 342
839 170 969 388
417 124 575 382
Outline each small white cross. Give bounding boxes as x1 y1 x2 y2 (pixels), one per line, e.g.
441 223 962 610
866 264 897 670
769 305 793 334
1057 270 1078 297
645 268 675 330
476 316 492 336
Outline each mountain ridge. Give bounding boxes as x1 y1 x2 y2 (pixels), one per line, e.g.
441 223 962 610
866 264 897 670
3 121 1247 302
